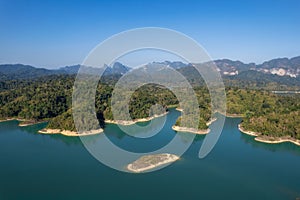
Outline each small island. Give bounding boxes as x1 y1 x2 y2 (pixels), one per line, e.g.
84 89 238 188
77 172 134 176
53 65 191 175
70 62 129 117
127 153 180 173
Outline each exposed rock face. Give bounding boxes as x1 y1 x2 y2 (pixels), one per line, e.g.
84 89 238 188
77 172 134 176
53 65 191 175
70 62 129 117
213 57 300 78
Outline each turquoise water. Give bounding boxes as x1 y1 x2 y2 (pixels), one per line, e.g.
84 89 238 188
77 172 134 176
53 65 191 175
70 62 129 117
0 109 300 199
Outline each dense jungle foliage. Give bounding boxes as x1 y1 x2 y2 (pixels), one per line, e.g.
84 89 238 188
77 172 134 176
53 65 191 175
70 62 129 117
0 74 299 139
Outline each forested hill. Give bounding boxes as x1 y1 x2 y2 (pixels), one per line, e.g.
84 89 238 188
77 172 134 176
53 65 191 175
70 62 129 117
0 73 299 140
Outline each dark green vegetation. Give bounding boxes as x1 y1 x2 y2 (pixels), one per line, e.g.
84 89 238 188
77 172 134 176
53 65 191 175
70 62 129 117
0 75 73 121
227 88 300 139
0 73 299 140
0 75 183 131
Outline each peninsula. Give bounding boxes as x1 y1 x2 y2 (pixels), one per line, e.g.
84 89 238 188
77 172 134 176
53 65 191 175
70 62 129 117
238 124 300 146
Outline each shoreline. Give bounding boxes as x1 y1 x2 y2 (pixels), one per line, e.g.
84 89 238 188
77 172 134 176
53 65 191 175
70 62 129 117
238 124 300 146
206 117 217 126
175 107 183 112
105 112 168 126
170 112 243 135
173 108 216 134
226 113 244 118
167 104 179 109
0 119 13 122
254 136 300 146
0 118 27 123
171 114 216 135
38 128 103 137
238 124 260 136
18 120 46 127
0 118 47 126
172 125 210 134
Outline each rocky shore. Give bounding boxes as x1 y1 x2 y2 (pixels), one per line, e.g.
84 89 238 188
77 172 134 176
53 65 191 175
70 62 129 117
238 124 300 146
38 128 103 137
172 125 210 134
105 112 167 126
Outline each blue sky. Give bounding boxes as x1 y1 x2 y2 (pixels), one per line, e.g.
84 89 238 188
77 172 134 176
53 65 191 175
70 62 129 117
0 0 300 68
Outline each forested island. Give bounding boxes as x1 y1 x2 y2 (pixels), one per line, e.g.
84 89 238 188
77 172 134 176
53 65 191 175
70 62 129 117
0 62 299 143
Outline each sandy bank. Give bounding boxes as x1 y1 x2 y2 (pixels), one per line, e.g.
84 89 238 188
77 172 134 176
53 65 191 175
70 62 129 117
226 113 244 118
238 124 259 136
0 118 27 123
173 107 215 134
175 108 184 112
19 121 46 127
105 112 167 126
206 117 217 126
127 153 179 173
238 124 300 146
172 125 210 134
0 118 46 127
38 128 103 137
254 136 300 146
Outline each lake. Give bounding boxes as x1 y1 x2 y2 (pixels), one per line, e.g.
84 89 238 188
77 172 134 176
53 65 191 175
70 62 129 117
0 109 300 200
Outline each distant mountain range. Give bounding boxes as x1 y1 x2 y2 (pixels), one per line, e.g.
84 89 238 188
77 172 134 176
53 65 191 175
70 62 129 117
1 56 299 85
154 56 300 78
0 62 130 80
214 56 300 77
0 64 59 80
